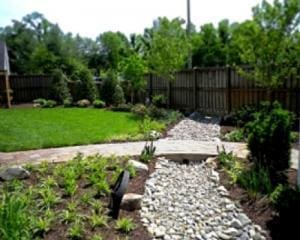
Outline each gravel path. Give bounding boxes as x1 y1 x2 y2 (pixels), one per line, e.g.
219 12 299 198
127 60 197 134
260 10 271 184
140 158 267 240
166 113 221 142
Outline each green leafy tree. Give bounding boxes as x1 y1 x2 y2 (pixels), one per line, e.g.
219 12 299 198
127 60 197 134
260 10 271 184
235 0 300 87
121 53 147 103
146 17 190 80
50 69 71 103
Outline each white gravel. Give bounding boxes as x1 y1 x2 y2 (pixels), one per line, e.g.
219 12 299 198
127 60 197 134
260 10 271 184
165 113 221 142
140 158 267 240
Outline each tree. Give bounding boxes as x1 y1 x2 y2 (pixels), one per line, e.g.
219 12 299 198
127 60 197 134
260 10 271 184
121 53 147 103
50 69 71 103
235 0 300 88
146 17 190 80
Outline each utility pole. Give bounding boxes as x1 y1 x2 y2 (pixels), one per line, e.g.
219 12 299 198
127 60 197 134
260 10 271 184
187 0 192 69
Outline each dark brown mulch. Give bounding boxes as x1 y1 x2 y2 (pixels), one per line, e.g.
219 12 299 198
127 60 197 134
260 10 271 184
218 164 297 240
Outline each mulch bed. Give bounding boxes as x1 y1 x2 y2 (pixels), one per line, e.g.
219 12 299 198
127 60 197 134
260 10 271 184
217 163 297 240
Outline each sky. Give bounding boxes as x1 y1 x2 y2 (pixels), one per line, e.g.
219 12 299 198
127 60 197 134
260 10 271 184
0 0 267 39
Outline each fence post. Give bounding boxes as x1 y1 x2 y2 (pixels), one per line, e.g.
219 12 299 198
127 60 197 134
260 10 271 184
167 80 171 108
149 73 153 102
193 69 197 110
226 66 232 114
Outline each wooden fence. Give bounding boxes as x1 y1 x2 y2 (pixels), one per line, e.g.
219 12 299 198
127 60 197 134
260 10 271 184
146 67 300 117
1 68 299 117
0 75 102 103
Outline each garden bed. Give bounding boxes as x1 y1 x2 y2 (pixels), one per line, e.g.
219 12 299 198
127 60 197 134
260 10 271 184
0 155 155 240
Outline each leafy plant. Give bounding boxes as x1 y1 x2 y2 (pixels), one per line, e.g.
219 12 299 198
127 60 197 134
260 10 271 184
50 69 71 104
115 217 135 233
147 105 167 119
0 193 31 240
94 179 110 196
37 185 60 208
223 129 245 142
126 163 137 178
67 219 85 239
110 103 132 112
152 94 166 108
77 99 91 108
89 212 108 229
60 209 77 224
131 104 148 118
33 98 47 107
245 101 294 185
140 141 156 163
89 199 103 214
113 84 125 106
90 234 103 240
93 99 106 108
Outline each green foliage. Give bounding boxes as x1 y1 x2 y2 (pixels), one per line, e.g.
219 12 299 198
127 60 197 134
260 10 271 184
0 193 31 240
43 99 57 108
147 105 167 119
140 141 156 163
224 129 245 142
238 166 273 197
90 234 103 240
245 101 294 184
89 213 108 229
126 163 137 178
75 67 98 101
77 99 91 107
290 131 299 143
63 98 73 107
270 184 285 205
50 69 71 104
110 103 132 112
147 17 190 80
93 99 106 108
138 116 165 136
113 85 125 106
115 217 135 233
33 98 47 107
152 94 166 108
101 70 118 105
131 104 148 118
235 0 300 87
67 219 85 239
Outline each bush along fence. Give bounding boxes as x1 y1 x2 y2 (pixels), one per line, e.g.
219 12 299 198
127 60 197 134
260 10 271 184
146 66 300 117
0 75 102 104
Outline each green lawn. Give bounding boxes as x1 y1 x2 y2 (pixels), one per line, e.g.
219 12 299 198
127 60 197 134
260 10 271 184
0 108 148 152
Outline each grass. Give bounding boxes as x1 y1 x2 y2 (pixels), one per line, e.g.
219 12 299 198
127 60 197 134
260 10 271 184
0 108 157 152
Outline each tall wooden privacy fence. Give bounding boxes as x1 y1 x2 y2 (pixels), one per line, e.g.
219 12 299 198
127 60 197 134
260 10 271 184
0 75 102 103
146 67 300 117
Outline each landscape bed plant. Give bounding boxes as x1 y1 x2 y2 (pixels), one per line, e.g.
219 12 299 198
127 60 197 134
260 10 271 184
0 154 151 240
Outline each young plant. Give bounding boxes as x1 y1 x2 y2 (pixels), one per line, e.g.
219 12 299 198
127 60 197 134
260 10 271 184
31 215 53 236
126 163 137 178
60 210 77 224
90 234 103 240
67 219 85 239
80 192 93 205
115 217 135 233
37 186 60 208
140 141 156 163
89 212 108 229
89 199 103 214
0 193 31 240
94 179 110 197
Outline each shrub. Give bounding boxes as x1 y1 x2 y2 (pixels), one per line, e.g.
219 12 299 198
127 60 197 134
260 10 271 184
224 129 245 142
33 98 47 107
131 104 148 118
115 217 135 233
148 105 167 119
237 166 273 196
93 99 106 108
43 100 57 108
245 101 294 185
77 99 91 108
290 132 299 143
113 85 125 106
63 98 73 107
50 69 71 104
152 94 167 108
110 103 132 112
101 70 118 105
138 116 165 137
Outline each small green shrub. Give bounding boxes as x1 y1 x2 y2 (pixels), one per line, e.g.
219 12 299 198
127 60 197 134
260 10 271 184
237 166 273 196
126 163 137 178
113 85 125 106
33 98 47 107
90 234 103 240
50 69 71 104
131 104 148 118
63 98 73 107
148 105 167 119
43 100 57 108
111 103 132 112
140 141 156 163
67 219 84 239
75 67 98 102
224 129 245 142
138 116 165 137
290 132 299 143
270 184 285 205
115 217 135 233
152 94 166 108
245 101 294 185
89 213 108 229
93 99 106 108
101 70 118 105
77 99 91 108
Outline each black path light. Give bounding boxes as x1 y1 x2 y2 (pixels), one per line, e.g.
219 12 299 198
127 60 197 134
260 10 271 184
108 170 130 219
